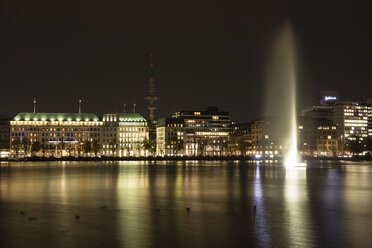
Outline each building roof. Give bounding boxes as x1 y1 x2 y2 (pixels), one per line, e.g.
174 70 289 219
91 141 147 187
117 113 147 122
13 112 100 122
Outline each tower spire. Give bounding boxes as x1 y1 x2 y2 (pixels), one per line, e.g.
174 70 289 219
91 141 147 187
144 53 159 120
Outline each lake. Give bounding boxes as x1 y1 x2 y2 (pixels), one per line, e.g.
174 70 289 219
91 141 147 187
1 160 372 248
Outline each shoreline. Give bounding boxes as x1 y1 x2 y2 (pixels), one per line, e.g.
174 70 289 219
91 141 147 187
1 156 371 162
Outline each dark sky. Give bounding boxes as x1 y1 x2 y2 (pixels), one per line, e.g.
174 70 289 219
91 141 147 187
0 0 371 121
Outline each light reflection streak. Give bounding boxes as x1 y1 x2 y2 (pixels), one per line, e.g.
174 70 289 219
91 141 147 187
117 164 149 247
284 167 314 248
253 165 271 247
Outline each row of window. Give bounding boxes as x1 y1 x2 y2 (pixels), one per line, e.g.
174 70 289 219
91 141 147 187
12 132 100 137
12 127 99 132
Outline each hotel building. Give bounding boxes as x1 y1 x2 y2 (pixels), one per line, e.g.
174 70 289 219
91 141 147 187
101 113 149 157
10 113 102 157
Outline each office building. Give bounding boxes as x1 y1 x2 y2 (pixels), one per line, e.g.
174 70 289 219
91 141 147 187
249 119 285 157
333 102 368 142
157 107 230 156
156 117 185 156
368 99 372 138
229 122 253 156
298 117 338 157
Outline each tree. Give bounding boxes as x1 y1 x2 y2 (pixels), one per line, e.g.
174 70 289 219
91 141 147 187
12 137 21 157
41 143 48 157
175 139 184 156
142 138 152 150
346 137 364 155
236 141 250 156
31 141 42 156
75 143 83 157
218 138 228 156
65 138 74 156
142 138 154 156
364 137 372 151
92 140 100 156
22 137 30 157
83 141 92 156
57 139 66 157
148 121 157 155
144 137 156 155
197 139 205 156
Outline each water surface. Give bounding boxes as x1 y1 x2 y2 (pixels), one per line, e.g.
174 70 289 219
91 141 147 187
1 161 372 248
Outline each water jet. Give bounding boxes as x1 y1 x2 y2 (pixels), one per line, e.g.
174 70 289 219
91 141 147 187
264 21 306 167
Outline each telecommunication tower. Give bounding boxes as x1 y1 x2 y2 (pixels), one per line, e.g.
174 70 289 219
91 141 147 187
144 53 159 120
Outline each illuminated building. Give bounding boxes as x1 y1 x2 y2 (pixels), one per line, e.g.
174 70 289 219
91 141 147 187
102 113 149 157
229 122 253 156
10 113 102 157
368 99 372 138
0 115 11 157
333 102 368 143
156 118 185 156
173 107 230 156
157 107 230 156
249 119 284 157
298 118 338 157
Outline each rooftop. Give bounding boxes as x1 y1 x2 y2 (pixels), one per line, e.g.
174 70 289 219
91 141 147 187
13 113 100 122
117 113 147 122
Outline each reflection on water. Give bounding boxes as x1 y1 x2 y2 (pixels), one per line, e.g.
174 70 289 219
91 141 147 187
1 161 372 248
284 168 314 248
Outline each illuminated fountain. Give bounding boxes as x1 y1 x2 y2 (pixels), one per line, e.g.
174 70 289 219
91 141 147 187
264 21 306 167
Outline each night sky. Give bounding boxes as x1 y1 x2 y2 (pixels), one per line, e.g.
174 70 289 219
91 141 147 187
0 0 371 121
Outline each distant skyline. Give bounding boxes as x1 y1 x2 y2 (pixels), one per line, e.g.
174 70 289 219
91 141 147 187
1 0 371 121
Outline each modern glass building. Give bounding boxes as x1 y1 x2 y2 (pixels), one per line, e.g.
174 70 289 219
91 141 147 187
332 102 368 143
367 99 372 138
157 107 231 156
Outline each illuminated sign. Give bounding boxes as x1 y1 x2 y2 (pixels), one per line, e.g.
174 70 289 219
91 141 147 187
324 96 337 101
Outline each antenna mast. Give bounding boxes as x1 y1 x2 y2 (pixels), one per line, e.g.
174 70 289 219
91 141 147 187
144 53 159 120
